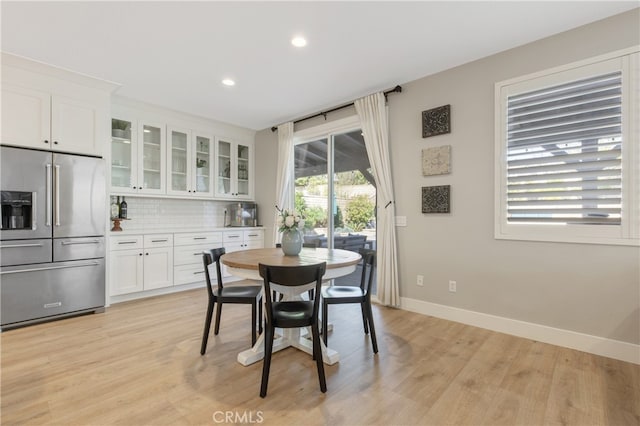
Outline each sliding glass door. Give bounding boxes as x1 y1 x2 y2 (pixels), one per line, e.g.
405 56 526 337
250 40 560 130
294 128 376 290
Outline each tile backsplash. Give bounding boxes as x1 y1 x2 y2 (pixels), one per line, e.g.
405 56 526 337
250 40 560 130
112 197 228 231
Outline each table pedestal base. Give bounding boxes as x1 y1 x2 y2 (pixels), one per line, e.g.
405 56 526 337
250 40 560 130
237 325 339 366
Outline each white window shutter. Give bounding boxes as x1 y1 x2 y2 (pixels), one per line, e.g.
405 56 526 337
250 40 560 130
506 72 622 225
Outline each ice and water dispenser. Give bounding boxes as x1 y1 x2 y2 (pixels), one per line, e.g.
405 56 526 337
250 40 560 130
1 191 33 230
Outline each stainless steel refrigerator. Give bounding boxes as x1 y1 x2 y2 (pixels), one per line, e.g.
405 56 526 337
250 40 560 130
0 146 106 329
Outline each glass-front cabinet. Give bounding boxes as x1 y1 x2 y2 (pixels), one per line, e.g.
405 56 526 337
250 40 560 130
215 139 252 199
167 126 213 197
140 124 163 193
194 134 213 196
111 118 165 195
111 118 134 191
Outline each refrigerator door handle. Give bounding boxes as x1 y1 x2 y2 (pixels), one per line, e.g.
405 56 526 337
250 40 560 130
46 164 52 227
0 262 100 275
54 164 60 227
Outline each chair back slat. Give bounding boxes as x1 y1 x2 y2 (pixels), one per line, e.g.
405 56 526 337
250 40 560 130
358 248 376 296
202 247 227 294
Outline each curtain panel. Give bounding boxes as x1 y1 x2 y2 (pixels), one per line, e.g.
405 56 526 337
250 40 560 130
355 92 400 307
273 122 294 244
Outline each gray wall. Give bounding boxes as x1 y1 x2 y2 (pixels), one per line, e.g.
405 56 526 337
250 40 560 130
255 9 640 345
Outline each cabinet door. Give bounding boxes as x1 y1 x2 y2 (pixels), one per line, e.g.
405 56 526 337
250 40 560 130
1 84 51 150
167 127 191 195
110 249 143 295
215 139 253 199
110 117 138 193
236 143 252 198
193 133 213 197
244 230 264 249
143 247 173 290
138 123 165 194
51 95 103 156
216 139 233 197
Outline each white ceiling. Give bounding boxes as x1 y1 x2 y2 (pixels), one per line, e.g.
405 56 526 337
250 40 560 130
2 1 637 131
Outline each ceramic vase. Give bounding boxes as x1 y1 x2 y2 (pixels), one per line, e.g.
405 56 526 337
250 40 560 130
281 228 302 256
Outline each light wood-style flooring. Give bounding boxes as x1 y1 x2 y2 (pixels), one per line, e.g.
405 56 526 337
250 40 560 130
2 289 639 425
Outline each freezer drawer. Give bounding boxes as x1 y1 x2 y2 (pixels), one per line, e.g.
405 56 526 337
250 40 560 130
0 238 52 266
53 236 105 261
0 258 105 328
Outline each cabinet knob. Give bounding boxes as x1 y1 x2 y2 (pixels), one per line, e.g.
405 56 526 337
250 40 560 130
132 186 137 189
145 252 149 256
139 253 143 256
44 140 49 144
53 141 59 145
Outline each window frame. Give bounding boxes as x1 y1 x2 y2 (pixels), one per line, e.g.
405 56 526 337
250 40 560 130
494 47 639 246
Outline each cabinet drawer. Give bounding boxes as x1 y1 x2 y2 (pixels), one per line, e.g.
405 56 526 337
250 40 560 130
110 235 143 251
244 230 264 241
174 232 222 246
174 263 208 286
174 244 211 266
144 234 173 248
223 231 243 244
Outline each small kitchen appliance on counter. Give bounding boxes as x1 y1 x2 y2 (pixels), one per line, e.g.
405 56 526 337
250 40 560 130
226 202 258 227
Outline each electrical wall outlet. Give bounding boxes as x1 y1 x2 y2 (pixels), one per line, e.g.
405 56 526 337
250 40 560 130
449 280 457 292
417 275 424 286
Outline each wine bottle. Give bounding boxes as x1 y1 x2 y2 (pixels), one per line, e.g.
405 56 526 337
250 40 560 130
110 196 119 219
120 196 127 219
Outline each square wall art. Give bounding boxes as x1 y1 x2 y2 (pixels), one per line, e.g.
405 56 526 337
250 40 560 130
422 104 451 138
422 185 450 213
422 145 451 176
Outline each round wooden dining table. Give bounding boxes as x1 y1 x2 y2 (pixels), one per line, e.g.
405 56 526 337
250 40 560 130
221 247 362 366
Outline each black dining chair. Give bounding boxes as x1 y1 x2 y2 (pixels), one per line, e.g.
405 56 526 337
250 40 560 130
274 241 320 300
258 262 327 398
321 248 378 353
200 248 263 355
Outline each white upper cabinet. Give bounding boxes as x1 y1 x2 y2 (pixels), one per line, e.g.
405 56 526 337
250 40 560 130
110 117 166 194
1 54 116 157
215 138 253 199
167 126 191 195
167 127 214 197
1 85 50 149
2 85 106 156
193 133 214 197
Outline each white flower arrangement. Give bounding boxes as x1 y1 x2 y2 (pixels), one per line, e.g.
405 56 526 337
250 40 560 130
276 205 305 232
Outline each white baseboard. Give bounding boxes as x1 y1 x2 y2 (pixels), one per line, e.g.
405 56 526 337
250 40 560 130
400 297 640 365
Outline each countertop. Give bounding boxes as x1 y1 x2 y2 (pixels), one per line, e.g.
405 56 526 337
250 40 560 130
109 226 266 235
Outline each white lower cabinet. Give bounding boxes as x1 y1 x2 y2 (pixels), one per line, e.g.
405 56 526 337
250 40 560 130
142 235 174 290
109 236 144 295
109 228 263 300
173 231 223 286
221 229 264 277
110 234 173 296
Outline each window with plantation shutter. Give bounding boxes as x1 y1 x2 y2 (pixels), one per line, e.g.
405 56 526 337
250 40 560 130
495 50 639 245
506 72 622 225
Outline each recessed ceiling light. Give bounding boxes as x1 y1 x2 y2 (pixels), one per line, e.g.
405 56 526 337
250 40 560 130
222 78 235 86
291 36 307 47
